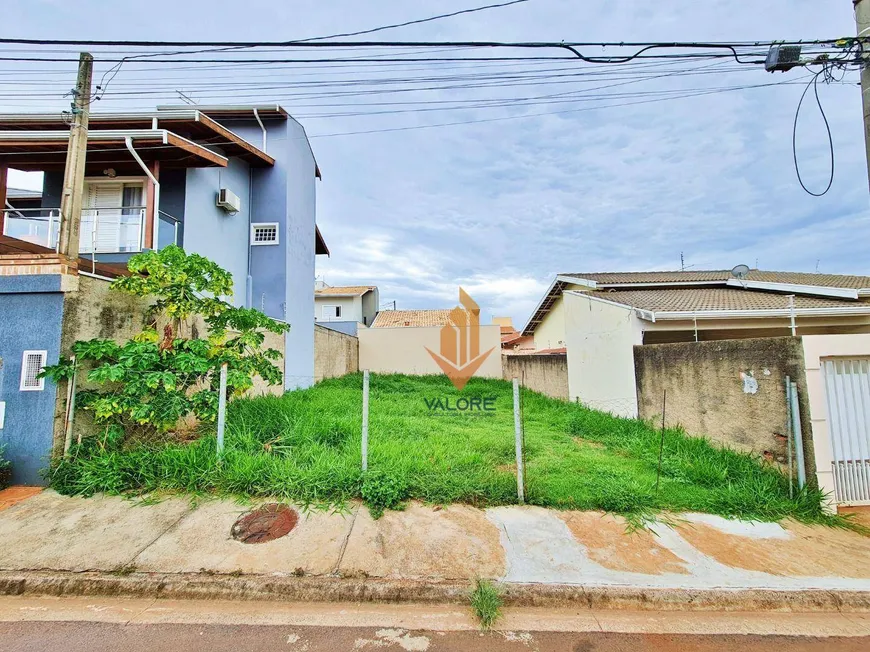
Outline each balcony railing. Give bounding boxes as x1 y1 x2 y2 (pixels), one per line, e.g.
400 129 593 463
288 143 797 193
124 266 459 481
2 207 179 254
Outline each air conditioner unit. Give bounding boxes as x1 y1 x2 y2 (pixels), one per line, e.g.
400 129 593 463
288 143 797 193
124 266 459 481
216 188 241 213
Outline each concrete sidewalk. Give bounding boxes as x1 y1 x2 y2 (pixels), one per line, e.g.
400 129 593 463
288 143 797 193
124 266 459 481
1 490 870 608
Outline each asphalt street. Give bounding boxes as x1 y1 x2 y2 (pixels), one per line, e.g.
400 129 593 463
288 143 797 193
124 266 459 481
1 621 869 652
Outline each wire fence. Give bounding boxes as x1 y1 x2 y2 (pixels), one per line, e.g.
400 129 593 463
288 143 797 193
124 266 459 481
56 363 806 508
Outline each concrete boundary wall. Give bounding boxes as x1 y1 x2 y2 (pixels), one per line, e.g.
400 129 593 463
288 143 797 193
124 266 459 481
314 324 359 382
503 355 568 400
634 337 812 473
358 325 502 378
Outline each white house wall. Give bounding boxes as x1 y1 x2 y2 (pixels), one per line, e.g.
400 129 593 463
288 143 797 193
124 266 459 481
801 334 870 509
315 296 361 322
533 296 566 351
564 291 643 418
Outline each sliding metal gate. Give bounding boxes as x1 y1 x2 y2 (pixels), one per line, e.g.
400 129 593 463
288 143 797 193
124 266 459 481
822 358 870 504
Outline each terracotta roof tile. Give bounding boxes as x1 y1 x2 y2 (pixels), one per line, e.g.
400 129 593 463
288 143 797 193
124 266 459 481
315 285 376 296
371 309 456 328
562 270 870 289
587 288 863 312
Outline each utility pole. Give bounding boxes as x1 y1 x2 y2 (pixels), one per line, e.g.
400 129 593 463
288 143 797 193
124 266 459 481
854 0 870 193
57 52 93 260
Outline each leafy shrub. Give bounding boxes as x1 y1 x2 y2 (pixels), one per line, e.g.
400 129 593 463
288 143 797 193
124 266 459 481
361 469 409 518
0 445 11 489
40 246 287 440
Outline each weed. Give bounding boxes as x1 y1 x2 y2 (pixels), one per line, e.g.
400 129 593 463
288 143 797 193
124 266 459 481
361 469 409 519
470 579 502 629
109 564 137 576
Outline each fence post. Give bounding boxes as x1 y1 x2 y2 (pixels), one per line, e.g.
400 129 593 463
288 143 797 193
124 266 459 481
62 356 78 457
785 375 794 498
513 377 525 504
789 380 807 489
362 369 370 471
216 362 228 457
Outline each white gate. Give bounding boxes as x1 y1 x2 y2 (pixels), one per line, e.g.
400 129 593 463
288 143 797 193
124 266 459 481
822 358 870 504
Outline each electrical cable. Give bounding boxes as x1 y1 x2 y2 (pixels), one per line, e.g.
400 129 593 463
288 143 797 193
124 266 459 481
792 68 835 197
0 37 841 48
294 0 533 42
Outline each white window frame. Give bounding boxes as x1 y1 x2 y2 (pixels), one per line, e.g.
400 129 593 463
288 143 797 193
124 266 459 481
322 304 342 320
250 222 280 246
20 350 47 391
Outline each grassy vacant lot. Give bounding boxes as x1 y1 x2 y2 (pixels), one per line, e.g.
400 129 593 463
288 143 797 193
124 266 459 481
51 373 837 524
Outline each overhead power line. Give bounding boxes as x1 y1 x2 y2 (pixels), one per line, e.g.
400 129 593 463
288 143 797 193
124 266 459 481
0 37 840 48
296 0 533 42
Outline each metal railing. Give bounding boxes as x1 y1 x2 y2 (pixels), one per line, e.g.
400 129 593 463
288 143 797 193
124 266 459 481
1 208 61 250
2 206 180 254
80 206 147 254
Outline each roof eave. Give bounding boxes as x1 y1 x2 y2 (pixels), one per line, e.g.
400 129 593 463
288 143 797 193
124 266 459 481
725 278 860 300
646 307 870 321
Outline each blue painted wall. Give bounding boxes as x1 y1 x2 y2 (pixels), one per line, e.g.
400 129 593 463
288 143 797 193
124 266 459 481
223 120 287 320
282 119 317 389
158 169 186 249
317 321 359 337
0 287 63 485
183 155 252 307
221 117 317 389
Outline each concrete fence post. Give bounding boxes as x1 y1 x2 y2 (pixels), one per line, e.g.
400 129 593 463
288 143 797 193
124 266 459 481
362 369 370 471
513 377 525 504
789 379 807 489
216 362 228 457
62 356 78 457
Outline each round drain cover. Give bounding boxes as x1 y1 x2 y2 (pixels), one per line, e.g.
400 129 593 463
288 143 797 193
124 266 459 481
231 503 298 544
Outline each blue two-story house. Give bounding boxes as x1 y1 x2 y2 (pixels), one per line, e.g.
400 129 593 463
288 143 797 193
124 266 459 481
0 105 328 483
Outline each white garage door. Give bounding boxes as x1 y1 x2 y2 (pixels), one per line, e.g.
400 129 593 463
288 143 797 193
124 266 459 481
822 358 870 504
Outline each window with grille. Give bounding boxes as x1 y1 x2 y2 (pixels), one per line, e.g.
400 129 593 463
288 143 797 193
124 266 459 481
250 223 279 245
20 350 47 391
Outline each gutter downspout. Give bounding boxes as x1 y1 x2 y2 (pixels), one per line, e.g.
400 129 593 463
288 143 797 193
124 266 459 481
125 136 160 250
253 108 267 153
246 165 253 309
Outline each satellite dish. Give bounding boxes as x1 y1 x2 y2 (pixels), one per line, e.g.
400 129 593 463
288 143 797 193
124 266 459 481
731 264 751 280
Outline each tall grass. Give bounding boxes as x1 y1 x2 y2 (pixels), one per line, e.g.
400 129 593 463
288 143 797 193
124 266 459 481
49 373 838 524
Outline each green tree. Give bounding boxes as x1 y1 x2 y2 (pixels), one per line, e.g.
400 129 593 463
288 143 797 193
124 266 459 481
42 245 288 437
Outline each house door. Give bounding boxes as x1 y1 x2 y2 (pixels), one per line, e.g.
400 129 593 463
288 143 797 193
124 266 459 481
83 182 144 252
822 358 870 504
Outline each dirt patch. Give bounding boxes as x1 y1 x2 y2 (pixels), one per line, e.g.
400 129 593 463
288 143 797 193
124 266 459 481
231 504 298 544
676 519 870 578
0 487 42 512
558 511 689 575
838 506 870 532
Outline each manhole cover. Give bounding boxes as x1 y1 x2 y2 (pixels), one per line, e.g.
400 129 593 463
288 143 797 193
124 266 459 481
231 503 298 544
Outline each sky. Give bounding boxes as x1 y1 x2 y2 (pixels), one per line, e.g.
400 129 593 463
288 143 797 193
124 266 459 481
2 0 869 328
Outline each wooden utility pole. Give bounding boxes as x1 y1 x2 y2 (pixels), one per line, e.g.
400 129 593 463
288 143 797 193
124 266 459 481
57 52 93 259
854 0 870 194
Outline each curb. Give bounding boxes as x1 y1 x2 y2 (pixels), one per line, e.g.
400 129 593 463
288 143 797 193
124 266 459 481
2 571 870 612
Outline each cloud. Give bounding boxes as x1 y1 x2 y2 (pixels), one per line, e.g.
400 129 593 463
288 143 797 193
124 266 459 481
2 0 867 327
